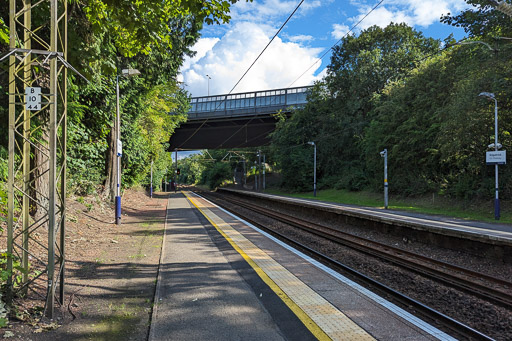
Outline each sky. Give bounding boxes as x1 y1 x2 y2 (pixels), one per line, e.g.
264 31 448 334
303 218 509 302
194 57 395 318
178 0 473 98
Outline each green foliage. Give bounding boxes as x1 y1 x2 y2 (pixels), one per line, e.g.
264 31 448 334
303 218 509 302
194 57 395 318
0 17 8 45
441 0 512 38
0 147 7 226
82 0 251 57
0 146 7 183
202 161 232 190
270 21 512 203
271 24 441 193
179 153 208 185
0 252 25 291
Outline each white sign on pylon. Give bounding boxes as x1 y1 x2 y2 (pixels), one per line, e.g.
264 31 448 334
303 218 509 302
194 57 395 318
25 87 42 111
117 139 123 157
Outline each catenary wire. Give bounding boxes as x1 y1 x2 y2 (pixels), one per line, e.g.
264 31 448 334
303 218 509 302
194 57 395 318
289 0 386 88
178 0 305 149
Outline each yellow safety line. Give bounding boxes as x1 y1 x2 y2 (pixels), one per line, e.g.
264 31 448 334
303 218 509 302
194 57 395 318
183 191 332 341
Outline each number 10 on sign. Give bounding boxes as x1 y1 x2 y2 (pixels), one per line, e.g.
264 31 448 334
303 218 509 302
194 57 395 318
25 87 42 111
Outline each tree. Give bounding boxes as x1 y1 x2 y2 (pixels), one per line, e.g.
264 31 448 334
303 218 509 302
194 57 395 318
441 0 512 38
271 24 441 192
0 0 252 202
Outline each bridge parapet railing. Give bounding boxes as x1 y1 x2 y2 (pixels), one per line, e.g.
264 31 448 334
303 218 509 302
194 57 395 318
188 85 312 120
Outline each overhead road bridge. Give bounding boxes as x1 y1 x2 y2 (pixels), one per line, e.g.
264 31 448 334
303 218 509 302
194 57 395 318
168 86 312 150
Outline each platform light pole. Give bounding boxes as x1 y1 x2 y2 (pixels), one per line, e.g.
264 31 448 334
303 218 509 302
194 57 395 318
479 92 501 220
307 142 317 196
380 149 388 209
115 68 140 225
258 150 262 192
175 149 178 193
150 160 153 198
206 74 211 96
263 154 266 191
254 162 258 191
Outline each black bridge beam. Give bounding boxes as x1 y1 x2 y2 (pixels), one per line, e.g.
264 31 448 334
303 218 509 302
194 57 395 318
168 86 312 150
168 115 277 150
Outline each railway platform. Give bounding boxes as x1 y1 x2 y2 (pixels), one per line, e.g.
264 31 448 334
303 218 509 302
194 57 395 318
149 191 455 340
218 188 512 263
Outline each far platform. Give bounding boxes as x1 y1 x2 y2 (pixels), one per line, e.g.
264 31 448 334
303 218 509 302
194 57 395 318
218 188 512 246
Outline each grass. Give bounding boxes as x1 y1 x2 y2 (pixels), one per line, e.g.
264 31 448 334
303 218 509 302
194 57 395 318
265 188 512 224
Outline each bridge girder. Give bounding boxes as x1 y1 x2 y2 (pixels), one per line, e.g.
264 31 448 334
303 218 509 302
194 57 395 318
168 115 277 150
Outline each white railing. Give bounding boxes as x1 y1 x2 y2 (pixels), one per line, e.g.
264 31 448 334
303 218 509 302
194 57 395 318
188 86 312 119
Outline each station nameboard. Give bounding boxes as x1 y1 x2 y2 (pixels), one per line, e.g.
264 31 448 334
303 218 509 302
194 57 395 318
486 150 506 165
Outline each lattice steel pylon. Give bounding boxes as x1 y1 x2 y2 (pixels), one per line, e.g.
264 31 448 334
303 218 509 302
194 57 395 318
5 0 67 319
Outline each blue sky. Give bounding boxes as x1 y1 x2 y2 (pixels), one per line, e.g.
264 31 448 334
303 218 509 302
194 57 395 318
179 0 471 97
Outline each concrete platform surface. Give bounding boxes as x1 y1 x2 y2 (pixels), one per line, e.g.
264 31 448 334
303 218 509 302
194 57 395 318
149 192 456 341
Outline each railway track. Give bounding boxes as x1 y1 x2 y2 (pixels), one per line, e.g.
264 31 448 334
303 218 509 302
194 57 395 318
198 190 503 340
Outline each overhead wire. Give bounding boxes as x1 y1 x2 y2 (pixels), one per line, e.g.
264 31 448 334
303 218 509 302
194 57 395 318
288 0 386 87
178 0 305 149
273 37 482 156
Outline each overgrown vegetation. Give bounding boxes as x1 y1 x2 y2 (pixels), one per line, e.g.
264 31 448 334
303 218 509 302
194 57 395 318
268 15 512 201
0 0 251 197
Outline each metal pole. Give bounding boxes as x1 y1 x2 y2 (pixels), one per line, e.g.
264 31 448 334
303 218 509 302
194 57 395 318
150 160 153 198
494 98 500 220
115 75 121 225
258 151 261 192
383 149 388 209
60 0 68 304
7 0 16 303
254 163 258 191
22 0 32 294
313 144 317 197
47 0 58 317
175 149 178 193
263 155 266 190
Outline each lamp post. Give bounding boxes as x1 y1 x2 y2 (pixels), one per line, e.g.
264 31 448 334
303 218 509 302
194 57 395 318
115 68 140 225
175 149 178 193
380 149 388 209
254 162 258 191
258 150 262 192
479 92 501 220
263 154 266 191
308 142 317 197
150 160 153 198
206 74 211 96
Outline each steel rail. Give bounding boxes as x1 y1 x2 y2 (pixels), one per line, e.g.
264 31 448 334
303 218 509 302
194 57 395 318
199 191 497 341
226 194 512 307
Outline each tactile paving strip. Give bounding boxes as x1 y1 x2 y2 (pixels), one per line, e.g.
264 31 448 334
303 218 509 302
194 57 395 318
185 192 375 341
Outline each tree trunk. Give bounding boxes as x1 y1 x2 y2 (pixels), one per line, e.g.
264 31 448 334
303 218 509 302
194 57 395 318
33 127 49 228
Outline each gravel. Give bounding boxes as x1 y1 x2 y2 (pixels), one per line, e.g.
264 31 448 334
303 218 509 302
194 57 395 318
208 191 512 341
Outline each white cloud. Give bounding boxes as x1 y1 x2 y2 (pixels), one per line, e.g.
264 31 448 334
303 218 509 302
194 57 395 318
288 34 314 43
230 0 298 23
332 24 350 39
348 0 469 30
180 22 323 96
181 37 220 73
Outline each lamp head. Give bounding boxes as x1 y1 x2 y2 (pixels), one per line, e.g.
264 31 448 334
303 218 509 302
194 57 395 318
488 143 503 149
122 68 141 77
479 92 495 99
307 141 315 146
380 149 387 157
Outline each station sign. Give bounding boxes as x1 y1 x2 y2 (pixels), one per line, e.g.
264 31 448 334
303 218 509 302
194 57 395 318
117 139 123 157
25 87 41 111
486 150 506 165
